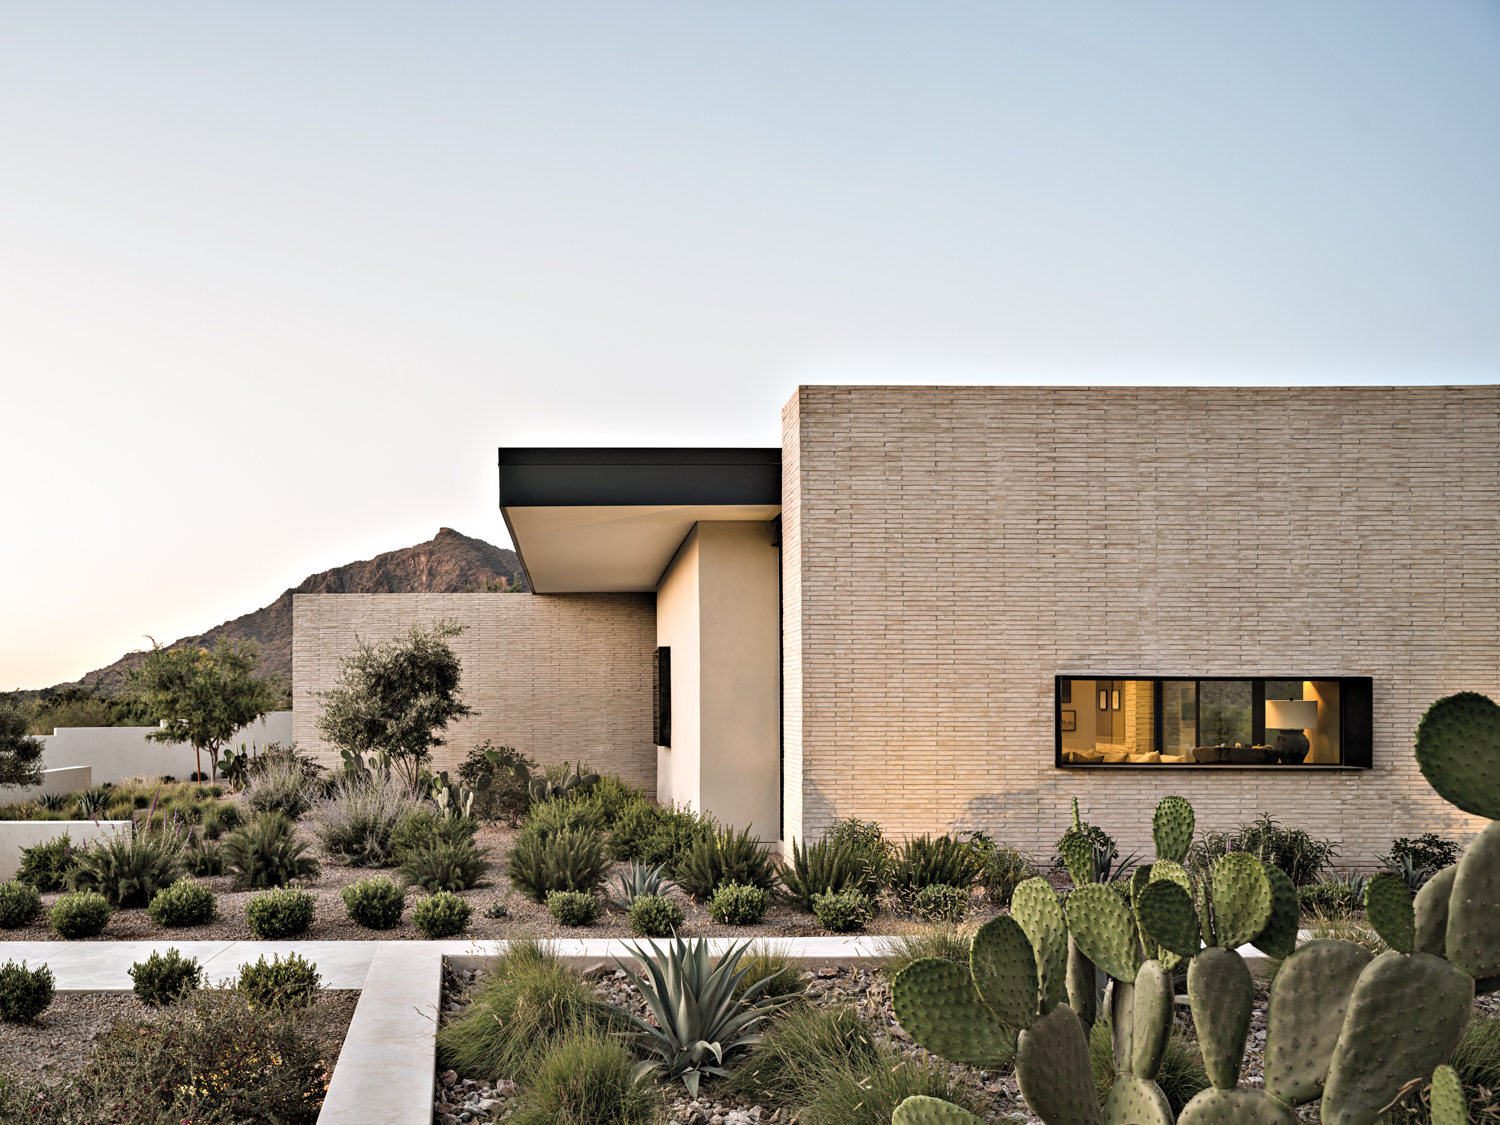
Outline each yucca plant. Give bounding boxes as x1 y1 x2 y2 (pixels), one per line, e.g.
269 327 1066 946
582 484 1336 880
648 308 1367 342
606 861 678 910
675 824 777 901
220 813 320 889
781 836 869 912
607 935 793 1096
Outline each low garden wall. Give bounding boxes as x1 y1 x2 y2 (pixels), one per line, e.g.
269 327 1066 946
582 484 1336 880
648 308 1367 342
33 712 292 785
0 819 130 881
0 765 92 806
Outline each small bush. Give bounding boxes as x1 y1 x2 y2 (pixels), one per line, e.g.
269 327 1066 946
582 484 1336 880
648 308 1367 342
1300 873 1367 917
50 891 111 938
812 888 871 933
781 836 871 913
824 818 892 894
507 826 610 903
413 889 472 938
911 883 970 923
342 876 405 929
457 740 539 826
888 834 981 901
244 750 318 818
237 952 321 1009
606 801 714 874
547 889 602 926
221 813 320 889
572 774 646 827
310 774 421 867
147 879 218 927
517 798 605 844
65 832 182 908
16 833 76 891
970 836 1039 906
398 838 491 893
507 1028 662 1125
709 881 769 925
0 960 54 1022
0 881 43 929
182 836 225 876
246 887 316 939
129 947 202 1006
199 801 243 840
1187 812 1338 886
628 894 684 937
1389 832 1462 873
676 824 778 901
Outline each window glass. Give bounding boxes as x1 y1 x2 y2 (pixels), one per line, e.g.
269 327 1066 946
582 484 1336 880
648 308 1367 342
1059 679 1160 764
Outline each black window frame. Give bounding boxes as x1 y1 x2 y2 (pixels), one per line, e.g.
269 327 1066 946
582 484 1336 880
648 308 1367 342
655 647 671 748
1053 675 1373 770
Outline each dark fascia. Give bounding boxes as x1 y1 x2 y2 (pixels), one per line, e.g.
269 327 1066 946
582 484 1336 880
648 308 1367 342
497 447 782 508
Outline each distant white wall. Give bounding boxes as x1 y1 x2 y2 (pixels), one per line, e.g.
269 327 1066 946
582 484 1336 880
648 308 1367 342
0 766 92 806
0 819 130 882
34 712 293 785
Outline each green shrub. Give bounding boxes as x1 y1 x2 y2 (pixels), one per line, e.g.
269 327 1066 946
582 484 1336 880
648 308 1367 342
1187 812 1338 886
910 883 970 923
0 960 54 1023
606 801 714 874
16 833 76 891
708 881 769 925
199 801 243 840
237 952 321 1009
398 838 490 892
507 1028 662 1125
342 876 405 929
676 824 777 901
147 879 218 927
244 751 317 818
437 938 607 1081
413 890 472 938
968 835 1039 906
547 889 602 926
310 774 421 867
1300 874 1366 917
221 813 320 889
888 834 981 901
812 888 871 933
457 741 538 825
65 831 182 908
517 797 605 843
627 894 684 937
389 807 478 860
572 774 646 827
50 891 111 938
129 947 202 1006
0 881 43 929
824 818 891 894
182 836 225 876
781 836 871 913
246 887 316 939
1389 832 1462 873
507 826 610 902
604 800 665 862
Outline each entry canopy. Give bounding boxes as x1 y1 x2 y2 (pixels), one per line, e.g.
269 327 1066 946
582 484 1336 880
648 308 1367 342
499 448 782 593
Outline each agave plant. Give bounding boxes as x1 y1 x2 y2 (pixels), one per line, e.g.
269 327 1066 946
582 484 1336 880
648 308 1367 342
1374 851 1436 893
608 934 793 1096
607 861 678 910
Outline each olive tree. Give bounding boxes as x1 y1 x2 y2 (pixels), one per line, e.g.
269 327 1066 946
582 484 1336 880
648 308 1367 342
314 618 476 789
0 700 46 788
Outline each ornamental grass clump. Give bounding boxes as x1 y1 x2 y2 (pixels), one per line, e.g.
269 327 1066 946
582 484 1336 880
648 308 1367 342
246 887 316 939
708 881 769 925
182 836 225 876
220 813 320 889
1089 1015 1209 1115
237 952 321 1010
0 960 54 1023
147 878 218 927
50 890 111 938
546 889 601 926
243 750 318 818
309 773 421 867
65 831 182 908
676 824 778 901
507 825 609 903
0 881 43 929
729 942 800 1004
129 947 202 1007
413 889 472 938
627 894 684 937
341 875 405 929
507 1028 662 1125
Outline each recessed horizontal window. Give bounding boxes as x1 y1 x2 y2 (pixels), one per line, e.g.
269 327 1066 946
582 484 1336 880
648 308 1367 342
1055 677 1372 769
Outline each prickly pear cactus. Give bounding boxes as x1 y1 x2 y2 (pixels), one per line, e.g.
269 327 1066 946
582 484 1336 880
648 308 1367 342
1210 853 1273 950
1152 796 1195 863
1015 1004 1103 1125
1415 864 1458 957
892 1096 985 1125
1414 691 1500 820
1429 1065 1469 1125
1188 946 1254 1090
1059 830 1095 887
1364 870 1416 954
890 956 1017 1067
1263 939 1372 1107
1447 820 1500 980
971 914 1040 1029
1136 879 1200 958
1012 877 1069 1013
1066 884 1139 983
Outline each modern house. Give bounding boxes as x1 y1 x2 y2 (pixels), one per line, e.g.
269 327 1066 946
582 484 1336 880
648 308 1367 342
294 385 1500 863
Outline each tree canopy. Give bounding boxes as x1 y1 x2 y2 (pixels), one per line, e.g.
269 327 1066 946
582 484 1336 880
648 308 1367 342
0 700 46 788
315 618 476 788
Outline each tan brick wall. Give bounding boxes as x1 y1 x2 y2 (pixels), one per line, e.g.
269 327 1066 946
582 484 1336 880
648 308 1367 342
292 593 656 789
782 385 1500 866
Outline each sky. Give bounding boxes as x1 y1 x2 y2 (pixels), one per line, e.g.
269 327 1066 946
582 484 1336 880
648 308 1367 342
1 2 1498 690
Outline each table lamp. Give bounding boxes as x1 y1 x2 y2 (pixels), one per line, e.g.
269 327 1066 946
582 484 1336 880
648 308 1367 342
1264 699 1318 763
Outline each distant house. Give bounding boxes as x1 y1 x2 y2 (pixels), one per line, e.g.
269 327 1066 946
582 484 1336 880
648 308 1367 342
294 385 1500 863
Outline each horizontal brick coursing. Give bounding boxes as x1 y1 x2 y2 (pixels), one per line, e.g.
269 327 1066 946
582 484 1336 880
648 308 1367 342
292 593 656 788
783 385 1500 866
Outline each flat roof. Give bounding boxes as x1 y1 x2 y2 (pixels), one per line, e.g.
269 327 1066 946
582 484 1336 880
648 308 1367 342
498 448 782 593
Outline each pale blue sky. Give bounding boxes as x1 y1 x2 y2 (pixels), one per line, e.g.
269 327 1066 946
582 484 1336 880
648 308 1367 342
2 3 1497 687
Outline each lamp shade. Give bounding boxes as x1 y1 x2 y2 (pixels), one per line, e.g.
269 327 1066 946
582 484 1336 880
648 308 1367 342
1265 700 1319 730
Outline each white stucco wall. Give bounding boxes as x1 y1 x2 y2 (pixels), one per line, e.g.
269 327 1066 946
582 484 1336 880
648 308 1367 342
0 819 131 881
33 712 293 785
0 766 92 807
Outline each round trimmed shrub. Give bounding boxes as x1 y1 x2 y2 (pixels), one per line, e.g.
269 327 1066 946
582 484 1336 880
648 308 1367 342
237 952 321 1010
50 891 111 938
0 959 55 1023
811 888 871 934
627 893 684 938
129 947 203 1006
342 876 405 930
0 881 44 929
246 887 316 939
910 883 970 924
546 890 601 927
148 879 218 928
708 881 769 926
413 890 471 939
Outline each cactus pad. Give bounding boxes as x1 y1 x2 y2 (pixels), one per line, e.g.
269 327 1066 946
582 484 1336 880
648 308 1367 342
1111 978 1135 1073
1177 1087 1297 1125
1212 853 1274 950
1414 692 1500 821
1066 934 1098 1030
1188 946 1254 1089
971 914 1040 1029
892 1096 986 1125
1131 959 1172 1080
1067 884 1141 983
1149 859 1192 891
1447 820 1500 980
1414 864 1457 958
1264 938 1373 1107
1060 829 1095 887
1136 879 1201 958
1364 871 1417 955
1321 951 1473 1125
891 958 1019 1068
1252 863 1299 961
1103 1074 1173 1125
1015 1004 1104 1125
1430 1065 1469 1125
1152 796 1195 863
1013 876 1070 1013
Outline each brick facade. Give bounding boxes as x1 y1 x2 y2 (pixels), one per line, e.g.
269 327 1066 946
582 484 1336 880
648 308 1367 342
292 593 656 788
780 385 1500 865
